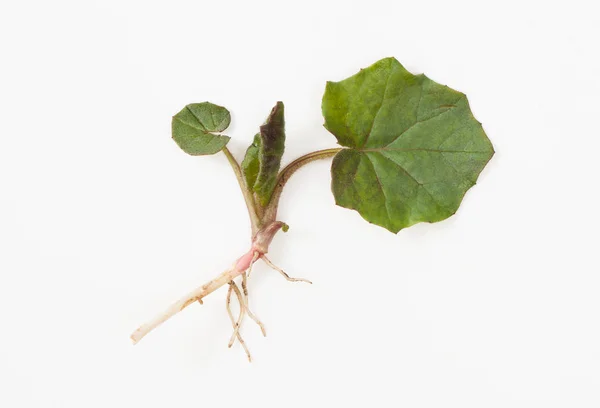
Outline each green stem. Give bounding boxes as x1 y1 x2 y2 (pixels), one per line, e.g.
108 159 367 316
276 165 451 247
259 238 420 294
222 147 262 234
263 148 342 222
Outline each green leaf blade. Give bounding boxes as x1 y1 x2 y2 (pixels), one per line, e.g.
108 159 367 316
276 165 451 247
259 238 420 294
253 102 286 206
324 58 494 233
172 102 231 155
241 133 261 190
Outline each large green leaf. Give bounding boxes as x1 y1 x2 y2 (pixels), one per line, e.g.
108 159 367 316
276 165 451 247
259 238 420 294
172 102 231 155
241 102 286 206
323 57 494 233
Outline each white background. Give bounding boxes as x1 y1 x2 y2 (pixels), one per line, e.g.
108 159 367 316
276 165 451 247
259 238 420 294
1 0 599 406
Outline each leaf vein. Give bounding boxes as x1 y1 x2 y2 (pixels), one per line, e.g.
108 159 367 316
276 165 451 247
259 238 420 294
380 105 458 149
361 69 394 148
364 154 392 225
185 106 205 130
374 152 452 214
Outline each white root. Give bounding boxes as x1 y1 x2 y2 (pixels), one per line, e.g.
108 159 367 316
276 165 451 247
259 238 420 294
130 222 313 361
130 262 244 345
227 281 246 348
261 255 312 284
241 254 267 336
226 281 251 361
247 252 258 278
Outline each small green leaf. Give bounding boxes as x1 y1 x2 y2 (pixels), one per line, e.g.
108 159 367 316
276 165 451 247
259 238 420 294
172 102 231 155
253 102 286 206
241 133 261 189
323 57 494 233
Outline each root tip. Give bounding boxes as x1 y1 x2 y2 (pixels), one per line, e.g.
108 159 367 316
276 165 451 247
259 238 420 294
130 329 143 345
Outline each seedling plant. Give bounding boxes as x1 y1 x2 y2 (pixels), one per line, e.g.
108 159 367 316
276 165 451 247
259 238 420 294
131 57 494 360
